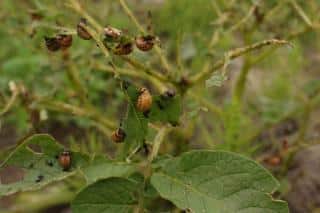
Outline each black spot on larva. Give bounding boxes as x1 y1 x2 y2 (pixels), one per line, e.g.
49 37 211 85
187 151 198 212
55 155 59 159
28 163 34 169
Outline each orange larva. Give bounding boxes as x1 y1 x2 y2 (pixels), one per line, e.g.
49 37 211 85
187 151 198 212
77 18 92 40
135 35 156 51
104 26 122 40
266 156 281 166
111 128 126 143
44 36 60 52
56 34 73 49
113 42 133 55
136 87 152 113
59 150 71 171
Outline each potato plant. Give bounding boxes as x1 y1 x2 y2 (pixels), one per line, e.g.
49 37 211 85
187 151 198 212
1 0 320 212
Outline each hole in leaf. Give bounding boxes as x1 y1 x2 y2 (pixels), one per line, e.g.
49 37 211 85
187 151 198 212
35 175 44 183
27 144 42 154
46 159 54 167
0 166 25 184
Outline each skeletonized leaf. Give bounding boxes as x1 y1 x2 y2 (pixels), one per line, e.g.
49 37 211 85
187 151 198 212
0 134 89 196
151 150 289 213
71 177 138 213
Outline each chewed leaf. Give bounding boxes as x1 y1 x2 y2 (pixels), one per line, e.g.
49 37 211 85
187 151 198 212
120 83 182 157
82 156 136 184
205 73 227 87
151 150 289 213
0 134 89 196
71 177 139 213
149 95 182 126
121 84 148 157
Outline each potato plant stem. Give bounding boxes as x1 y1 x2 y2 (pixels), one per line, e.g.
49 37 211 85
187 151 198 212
68 0 170 86
148 127 168 163
65 62 89 105
118 0 171 73
189 39 290 85
68 0 103 32
232 57 251 102
290 0 313 27
95 64 169 93
188 91 223 117
121 56 168 82
36 99 116 130
0 89 19 116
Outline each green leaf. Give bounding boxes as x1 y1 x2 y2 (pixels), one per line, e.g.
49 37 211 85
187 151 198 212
71 177 138 213
82 156 136 184
151 150 289 213
120 83 182 157
149 95 182 126
0 134 89 196
121 84 148 156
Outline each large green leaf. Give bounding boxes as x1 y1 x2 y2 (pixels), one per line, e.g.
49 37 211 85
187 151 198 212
82 156 136 184
0 134 89 196
151 151 289 213
71 177 138 213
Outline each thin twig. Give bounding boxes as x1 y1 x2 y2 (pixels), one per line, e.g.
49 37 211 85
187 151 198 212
121 56 168 82
67 0 103 31
95 64 169 93
290 0 313 27
0 90 19 116
35 98 116 130
190 39 290 84
188 91 223 117
118 0 171 73
65 62 89 105
148 127 168 162
227 1 260 33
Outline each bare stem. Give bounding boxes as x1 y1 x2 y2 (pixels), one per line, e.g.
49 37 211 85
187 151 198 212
65 61 89 105
35 98 116 130
118 0 171 73
188 91 223 117
121 56 168 82
148 127 168 162
95 64 169 93
290 0 313 27
189 39 290 84
0 90 19 116
227 1 259 33
68 0 103 31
